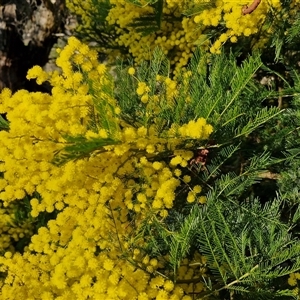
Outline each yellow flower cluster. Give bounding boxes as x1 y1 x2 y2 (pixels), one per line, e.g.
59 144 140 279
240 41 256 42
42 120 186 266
176 254 208 294
106 1 196 76
194 0 284 53
66 0 298 75
0 37 213 299
288 272 300 296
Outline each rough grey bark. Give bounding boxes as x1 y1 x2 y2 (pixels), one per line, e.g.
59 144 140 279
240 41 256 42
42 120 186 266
0 0 65 92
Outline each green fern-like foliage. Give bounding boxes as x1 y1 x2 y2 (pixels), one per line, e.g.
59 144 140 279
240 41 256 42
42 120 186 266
70 0 120 58
50 47 300 298
114 48 281 142
194 196 300 299
276 68 300 207
0 115 9 131
126 0 164 35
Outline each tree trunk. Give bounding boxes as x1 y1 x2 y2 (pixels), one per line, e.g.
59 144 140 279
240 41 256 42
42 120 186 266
0 0 65 92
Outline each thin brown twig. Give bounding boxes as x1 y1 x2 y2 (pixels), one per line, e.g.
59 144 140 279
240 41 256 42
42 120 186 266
242 0 261 15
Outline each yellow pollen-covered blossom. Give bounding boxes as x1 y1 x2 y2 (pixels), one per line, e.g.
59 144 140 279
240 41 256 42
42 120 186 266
187 192 196 203
128 67 136 75
26 65 49 85
67 0 289 76
137 82 150 96
193 185 202 194
199 196 207 204
183 175 191 183
0 37 213 299
103 258 115 271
